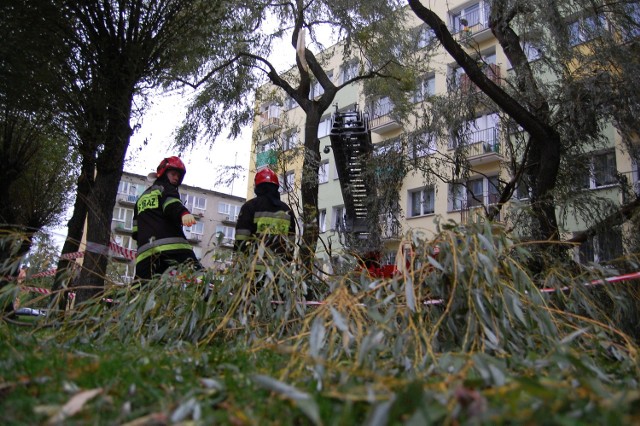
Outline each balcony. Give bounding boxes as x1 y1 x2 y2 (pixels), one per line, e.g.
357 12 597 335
459 194 502 224
118 194 137 205
458 64 501 94
369 102 402 134
449 127 502 165
191 207 205 218
256 149 278 168
222 215 237 224
451 6 493 44
187 233 203 243
114 222 133 234
259 111 281 132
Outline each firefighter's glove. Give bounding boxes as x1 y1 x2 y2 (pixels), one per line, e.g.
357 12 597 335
182 213 197 227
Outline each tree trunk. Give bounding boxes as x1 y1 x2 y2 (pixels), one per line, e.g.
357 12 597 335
298 109 322 271
73 88 133 303
51 160 94 309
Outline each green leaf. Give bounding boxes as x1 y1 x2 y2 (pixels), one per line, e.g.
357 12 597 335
252 374 322 426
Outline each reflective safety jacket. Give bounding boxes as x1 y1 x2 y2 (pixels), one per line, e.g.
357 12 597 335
132 179 193 264
234 195 296 260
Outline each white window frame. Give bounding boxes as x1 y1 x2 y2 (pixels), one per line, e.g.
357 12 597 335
416 24 435 48
449 176 500 211
215 225 235 245
332 205 346 231
411 132 437 159
318 209 327 233
409 187 435 217
568 13 607 46
412 74 435 103
318 160 330 184
283 131 298 151
117 181 138 196
581 150 617 189
113 207 134 230
283 95 297 110
370 96 394 119
451 1 489 34
185 221 204 235
340 60 358 83
280 171 295 193
317 117 332 138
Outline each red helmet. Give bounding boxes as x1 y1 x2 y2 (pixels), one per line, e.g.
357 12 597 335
157 156 186 184
255 168 279 186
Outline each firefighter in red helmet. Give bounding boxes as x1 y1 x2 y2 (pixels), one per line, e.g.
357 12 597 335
132 156 202 281
234 168 296 266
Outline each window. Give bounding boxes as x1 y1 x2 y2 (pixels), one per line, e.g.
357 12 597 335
409 187 435 217
522 42 541 62
451 113 499 149
410 132 436 159
621 3 640 40
568 14 607 46
113 207 134 230
218 202 241 220
318 116 332 138
319 160 330 184
577 151 617 189
280 171 295 193
181 194 206 212
340 60 358 83
283 95 297 110
374 139 401 156
283 131 298 150
114 234 135 250
412 74 435 103
370 96 394 119
578 227 623 263
467 178 484 207
451 2 489 34
259 138 278 152
332 206 346 231
449 183 465 211
260 103 281 121
448 176 500 211
318 209 327 233
488 176 500 205
215 225 235 245
416 24 436 48
184 221 204 235
118 181 138 196
449 65 466 88
310 72 333 99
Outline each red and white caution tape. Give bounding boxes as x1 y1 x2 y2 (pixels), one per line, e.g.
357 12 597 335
108 242 137 260
540 271 640 293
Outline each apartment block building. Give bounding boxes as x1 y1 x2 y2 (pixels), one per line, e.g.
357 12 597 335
109 171 245 283
249 1 640 267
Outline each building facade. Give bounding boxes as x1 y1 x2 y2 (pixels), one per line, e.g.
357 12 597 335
248 1 640 268
109 172 245 283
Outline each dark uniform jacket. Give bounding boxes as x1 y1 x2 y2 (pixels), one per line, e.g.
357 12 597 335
234 189 296 260
132 179 194 265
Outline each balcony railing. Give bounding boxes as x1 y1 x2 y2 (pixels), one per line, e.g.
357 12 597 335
369 102 401 134
449 127 499 150
459 193 502 223
259 110 281 131
118 194 137 204
256 149 278 168
457 63 501 93
451 5 491 42
187 233 203 243
114 222 133 232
